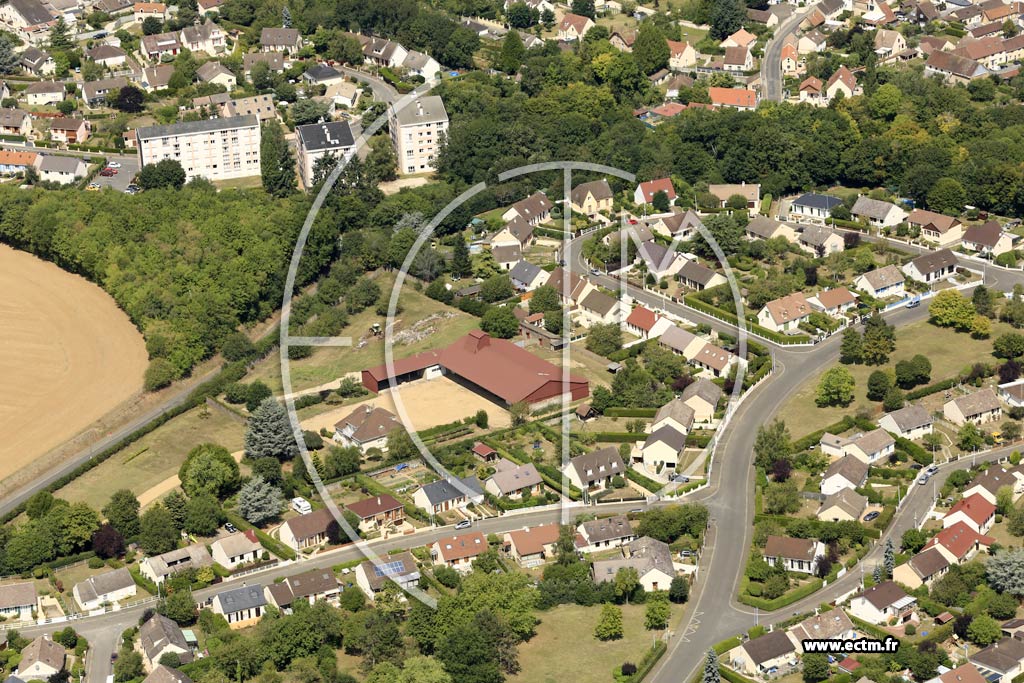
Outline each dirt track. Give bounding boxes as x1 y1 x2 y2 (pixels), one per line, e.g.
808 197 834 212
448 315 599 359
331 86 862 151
0 245 148 483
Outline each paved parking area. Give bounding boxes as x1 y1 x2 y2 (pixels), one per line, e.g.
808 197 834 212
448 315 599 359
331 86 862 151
91 155 139 192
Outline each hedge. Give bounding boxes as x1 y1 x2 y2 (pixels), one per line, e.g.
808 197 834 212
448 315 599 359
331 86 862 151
593 432 642 443
752 513 881 539
713 636 742 654
792 415 874 453
737 576 824 610
604 407 658 417
905 377 958 400
848 614 895 640
224 511 296 561
627 640 666 683
129 566 159 596
534 227 567 240
686 431 713 448
721 669 758 683
534 462 583 501
626 468 661 493
895 436 933 466
683 294 812 345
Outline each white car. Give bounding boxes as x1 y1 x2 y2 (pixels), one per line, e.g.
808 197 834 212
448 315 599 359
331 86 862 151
454 520 472 530
107 161 121 168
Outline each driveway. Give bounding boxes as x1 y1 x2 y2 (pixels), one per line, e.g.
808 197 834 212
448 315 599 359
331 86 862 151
91 155 139 192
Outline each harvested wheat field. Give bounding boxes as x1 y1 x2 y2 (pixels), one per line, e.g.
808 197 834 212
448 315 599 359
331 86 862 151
0 245 148 482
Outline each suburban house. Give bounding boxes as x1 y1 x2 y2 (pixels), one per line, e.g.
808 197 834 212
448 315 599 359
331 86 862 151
361 36 408 68
878 404 933 440
964 465 1024 505
944 493 997 534
502 191 553 227
39 155 86 184
295 120 356 189
634 178 676 207
24 80 63 105
1001 380 1024 409
210 530 262 570
817 488 868 522
893 547 951 589
431 532 488 572
180 19 224 54
0 108 31 137
210 585 266 629
485 459 544 499
133 1 166 22
807 287 857 316
789 193 842 223
0 150 39 175
333 405 402 454
758 292 811 333
354 552 420 600
963 220 1017 256
20 47 54 76
243 51 284 77
144 665 193 683
17 637 64 681
708 182 761 210
504 524 561 567
260 27 302 52
570 179 614 218
678 260 727 291
86 44 127 68
491 244 521 270
140 31 181 61
848 581 917 625
854 264 906 299
641 422 688 471
493 215 534 250
909 209 964 246
637 240 687 279
577 515 636 551
925 51 990 84
591 537 675 592
800 76 825 105
903 248 959 284
303 62 343 86
48 117 89 144
565 447 627 491
0 582 35 621
721 27 756 48
944 388 1003 426
139 544 213 585
924 521 994 565
746 216 799 242
0 0 56 45
413 477 484 515
624 306 673 340
280 508 336 551
138 613 191 670
789 608 857 643
345 495 405 533
820 428 896 464
763 535 823 574
874 28 907 56
726 630 798 678
798 225 845 257
196 61 236 89
324 80 361 109
970 637 1024 683
851 196 907 228
723 45 753 71
73 567 136 610
557 12 594 40
264 569 340 612
821 455 869 495
826 65 862 100
141 64 175 91
681 378 723 423
577 289 625 327
668 40 697 69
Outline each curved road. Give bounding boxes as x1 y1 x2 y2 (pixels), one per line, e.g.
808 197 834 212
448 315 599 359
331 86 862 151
760 4 817 102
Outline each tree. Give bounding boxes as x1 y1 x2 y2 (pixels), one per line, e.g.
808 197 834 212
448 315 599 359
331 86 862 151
644 595 670 630
968 614 1002 646
974 285 996 318
633 23 669 75
113 650 143 682
816 366 855 407
114 85 144 113
509 401 530 426
291 99 331 126
139 504 179 555
234 475 283 525
250 61 273 90
179 443 241 498
883 386 904 411
754 420 791 470
867 370 891 401
973 315 992 339
802 653 829 683
103 489 141 539
141 16 163 34
959 422 985 452
771 458 792 482
652 190 671 213
928 177 967 215
184 494 224 536
137 159 186 190
50 17 72 49
261 121 295 197
614 566 640 603
764 481 800 514
480 275 514 302
862 312 896 364
703 649 720 683
246 381 273 412
496 30 526 74
571 0 595 18
480 306 519 339
839 327 863 364
144 358 177 391
923 432 944 452
668 575 689 603
594 603 624 640
163 488 188 528
883 538 895 577
158 589 197 624
436 611 505 683
245 398 300 461
92 523 125 558
902 528 927 553
528 285 560 314
56 98 76 116
544 310 562 335
996 333 1024 359
26 491 54 519
988 550 1024 596
507 2 535 27
930 289 975 331
710 0 744 40
586 322 623 357
282 5 291 27
0 35 20 75
452 240 472 278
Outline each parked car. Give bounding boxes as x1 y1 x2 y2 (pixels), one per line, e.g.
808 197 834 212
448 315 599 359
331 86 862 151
926 464 939 475
98 168 115 177
224 522 237 533
86 182 101 191
910 463 923 470
863 511 880 522
107 161 121 168
454 520 472 530
674 475 690 483
590 268 601 276
917 474 930 485
906 299 920 309
679 549 694 557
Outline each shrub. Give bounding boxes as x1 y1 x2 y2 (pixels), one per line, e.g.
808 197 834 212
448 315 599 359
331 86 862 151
904 623 916 635
143 358 177 391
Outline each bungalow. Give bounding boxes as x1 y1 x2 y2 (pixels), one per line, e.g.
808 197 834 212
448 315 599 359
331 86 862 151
610 30 635 51
81 77 129 107
970 637 1024 683
141 64 175 91
362 36 408 68
690 342 737 378
73 567 136 610
279 508 336 551
139 613 191 669
86 44 127 68
763 535 823 574
565 447 626 491
570 179 613 218
659 325 706 359
504 524 561 567
925 50 989 85
591 536 675 592
651 209 702 240
485 459 544 499
807 287 857 316
799 76 825 105
140 31 181 61
196 61 236 89
0 108 31 137
963 465 1024 505
17 637 64 681
578 514 635 551
817 488 868 522
0 582 35 621
821 454 869 495
48 117 89 144
557 12 594 41
492 244 521 270
303 62 343 86
0 0 56 46
324 80 360 109
853 264 905 299
789 193 842 223
431 532 488 572
354 551 420 600
745 216 799 242
798 30 828 55
633 178 676 207
943 388 1002 426
139 544 213 585
820 428 896 464
210 531 262 570
641 423 688 471
0 150 38 175
924 521 994 564
727 630 798 678
243 52 284 78
402 50 441 79
757 292 811 333
874 28 907 56
546 267 595 306
681 378 723 423
577 289 624 327
944 493 996 534
260 27 302 53
720 27 757 49
264 569 340 612
637 240 686 279
333 405 403 454
963 220 1016 256
20 47 54 76
24 80 63 105
878 404 933 440
789 608 857 643
624 306 673 340
909 209 964 246
903 248 959 284
502 191 553 227
798 224 845 257
210 585 266 629
677 260 727 291
345 494 405 532
38 155 86 184
133 1 165 22
851 196 907 228
707 87 758 111
848 581 917 625
893 547 950 589
413 477 484 515
708 182 760 210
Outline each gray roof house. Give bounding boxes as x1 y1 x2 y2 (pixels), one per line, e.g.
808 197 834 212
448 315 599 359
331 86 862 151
139 614 191 668
578 514 636 548
72 567 135 609
211 585 266 626
413 476 484 514
143 666 194 683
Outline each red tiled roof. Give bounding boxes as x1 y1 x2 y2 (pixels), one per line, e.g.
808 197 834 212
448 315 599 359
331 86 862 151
708 87 757 108
626 306 658 332
434 532 488 562
946 493 995 526
472 442 497 457
925 521 994 559
637 178 676 203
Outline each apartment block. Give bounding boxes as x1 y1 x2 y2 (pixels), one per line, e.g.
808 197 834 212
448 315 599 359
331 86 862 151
135 115 261 182
388 95 448 175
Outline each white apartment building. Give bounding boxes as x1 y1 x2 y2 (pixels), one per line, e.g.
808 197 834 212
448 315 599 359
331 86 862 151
135 115 261 182
295 120 355 189
388 95 448 175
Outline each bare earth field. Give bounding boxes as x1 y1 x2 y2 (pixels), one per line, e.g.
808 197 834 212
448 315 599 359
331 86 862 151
301 377 511 434
0 245 148 485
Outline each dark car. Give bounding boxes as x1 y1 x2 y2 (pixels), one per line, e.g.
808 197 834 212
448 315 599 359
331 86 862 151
910 463 923 470
863 511 880 522
224 522 237 533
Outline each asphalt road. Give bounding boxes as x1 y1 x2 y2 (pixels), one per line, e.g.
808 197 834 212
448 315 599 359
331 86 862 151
335 66 400 103
760 4 817 102
90 156 139 192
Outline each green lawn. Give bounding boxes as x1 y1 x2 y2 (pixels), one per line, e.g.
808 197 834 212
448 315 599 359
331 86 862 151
776 319 1011 437
247 272 481 393
53 405 246 509
511 603 676 683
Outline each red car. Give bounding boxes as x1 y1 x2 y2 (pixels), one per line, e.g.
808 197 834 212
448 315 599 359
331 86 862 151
99 168 115 176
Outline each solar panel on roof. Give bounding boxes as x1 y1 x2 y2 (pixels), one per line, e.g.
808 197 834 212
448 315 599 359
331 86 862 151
373 560 406 577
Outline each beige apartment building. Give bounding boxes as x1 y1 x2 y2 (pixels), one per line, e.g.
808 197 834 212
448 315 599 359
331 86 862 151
135 115 261 182
388 95 448 175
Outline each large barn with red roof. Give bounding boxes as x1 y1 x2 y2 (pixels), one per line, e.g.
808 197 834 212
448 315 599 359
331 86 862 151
361 330 589 409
